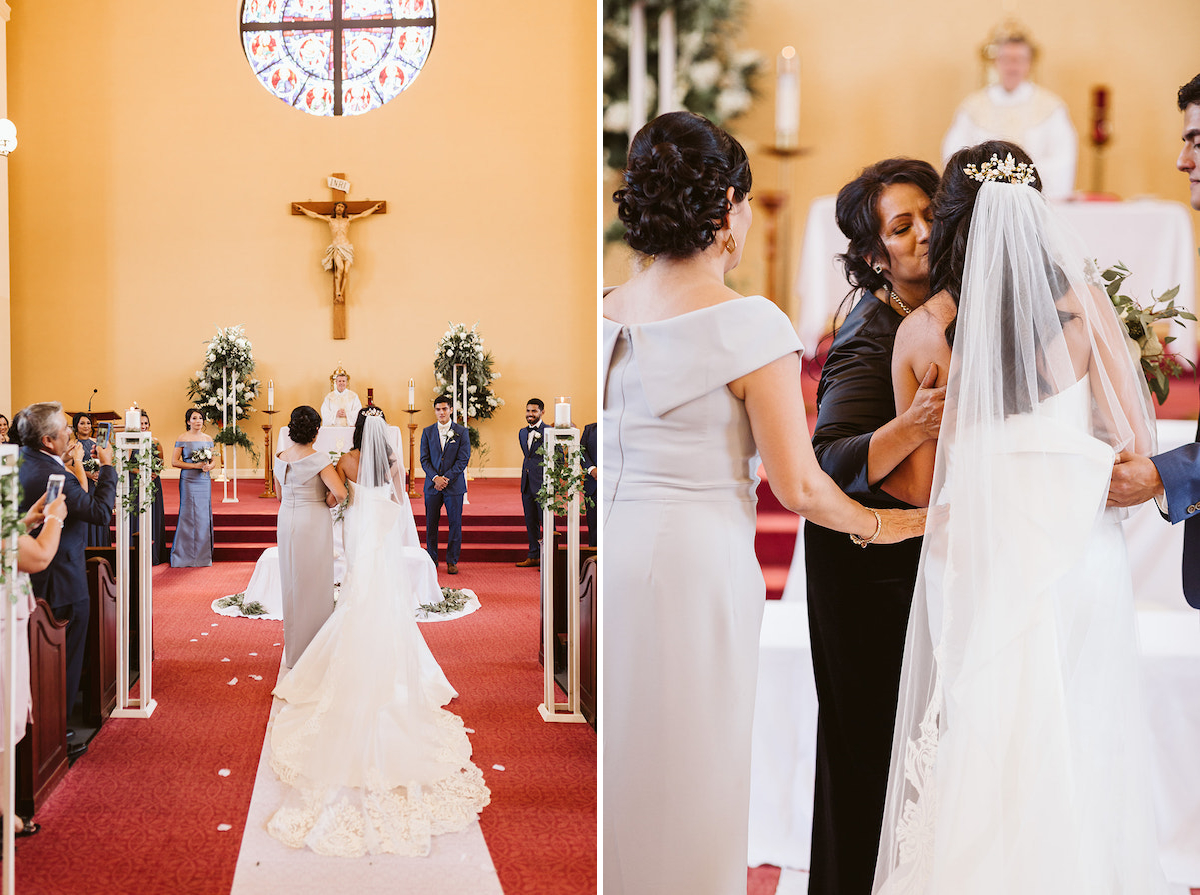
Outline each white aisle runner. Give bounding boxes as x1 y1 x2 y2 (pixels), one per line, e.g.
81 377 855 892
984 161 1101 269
230 660 502 895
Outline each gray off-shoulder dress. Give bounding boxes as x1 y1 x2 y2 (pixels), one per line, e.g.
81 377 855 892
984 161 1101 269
274 451 335 668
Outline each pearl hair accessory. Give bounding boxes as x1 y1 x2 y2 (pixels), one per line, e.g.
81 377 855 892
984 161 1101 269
963 153 1037 186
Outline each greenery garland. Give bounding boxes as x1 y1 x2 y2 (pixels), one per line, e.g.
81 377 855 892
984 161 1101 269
185 325 261 466
535 437 595 516
215 593 268 616
419 587 471 615
114 439 164 518
1103 262 1195 404
432 322 504 451
0 451 25 598
603 0 762 172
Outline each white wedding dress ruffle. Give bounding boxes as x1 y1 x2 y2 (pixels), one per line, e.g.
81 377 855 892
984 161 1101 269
267 480 488 857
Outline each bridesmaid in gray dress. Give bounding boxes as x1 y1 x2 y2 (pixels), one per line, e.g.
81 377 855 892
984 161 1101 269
603 112 928 895
170 408 215 567
274 405 347 668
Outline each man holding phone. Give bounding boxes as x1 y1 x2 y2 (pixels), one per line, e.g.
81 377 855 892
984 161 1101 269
17 402 117 758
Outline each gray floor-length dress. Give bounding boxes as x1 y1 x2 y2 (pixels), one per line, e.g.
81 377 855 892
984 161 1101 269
603 295 803 895
275 451 335 668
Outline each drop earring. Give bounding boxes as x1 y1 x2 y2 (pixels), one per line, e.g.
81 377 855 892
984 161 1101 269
724 234 737 254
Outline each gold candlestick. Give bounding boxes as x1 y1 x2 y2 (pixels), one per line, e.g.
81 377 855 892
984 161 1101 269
260 409 278 499
404 409 421 499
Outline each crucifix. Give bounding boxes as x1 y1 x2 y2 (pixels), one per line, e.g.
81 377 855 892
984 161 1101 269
292 173 387 339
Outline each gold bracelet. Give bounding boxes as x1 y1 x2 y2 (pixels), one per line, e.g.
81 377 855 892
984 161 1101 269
849 508 882 548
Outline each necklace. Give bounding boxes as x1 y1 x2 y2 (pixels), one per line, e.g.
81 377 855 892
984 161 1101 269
887 288 913 316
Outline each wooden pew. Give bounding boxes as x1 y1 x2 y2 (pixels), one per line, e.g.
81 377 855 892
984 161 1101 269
16 599 69 817
82 555 119 727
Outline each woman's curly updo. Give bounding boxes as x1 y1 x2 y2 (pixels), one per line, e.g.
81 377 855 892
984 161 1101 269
614 111 752 258
835 158 939 297
287 405 322 445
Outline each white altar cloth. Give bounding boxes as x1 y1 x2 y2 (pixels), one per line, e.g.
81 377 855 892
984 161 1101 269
795 196 1197 361
756 418 1200 884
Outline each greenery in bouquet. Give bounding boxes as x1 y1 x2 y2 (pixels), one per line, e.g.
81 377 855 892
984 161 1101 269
215 593 268 616
81 457 101 474
535 439 595 516
186 325 261 465
603 0 762 174
432 322 504 452
1103 261 1196 404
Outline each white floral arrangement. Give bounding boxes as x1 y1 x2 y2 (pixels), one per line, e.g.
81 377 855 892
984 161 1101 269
432 322 504 452
603 0 762 172
189 448 214 465
186 325 261 464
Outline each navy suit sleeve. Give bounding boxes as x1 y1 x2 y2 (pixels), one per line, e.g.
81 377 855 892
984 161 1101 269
1152 441 1200 524
419 428 435 478
445 426 471 481
67 463 117 525
580 424 596 471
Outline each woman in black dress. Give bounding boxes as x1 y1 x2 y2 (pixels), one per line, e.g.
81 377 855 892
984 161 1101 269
804 158 944 895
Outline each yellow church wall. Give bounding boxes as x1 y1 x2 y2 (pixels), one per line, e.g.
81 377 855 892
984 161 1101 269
604 0 1200 327
8 1 597 475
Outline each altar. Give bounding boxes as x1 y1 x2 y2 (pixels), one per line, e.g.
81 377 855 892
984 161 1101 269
795 196 1198 361
752 418 1200 886
278 424 404 467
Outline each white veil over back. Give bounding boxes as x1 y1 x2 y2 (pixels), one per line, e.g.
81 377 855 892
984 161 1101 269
267 413 489 856
872 177 1166 893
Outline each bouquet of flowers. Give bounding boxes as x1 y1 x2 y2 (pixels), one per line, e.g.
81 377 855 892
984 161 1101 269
186 325 261 464
433 322 504 452
81 457 101 474
190 448 214 465
1103 262 1195 404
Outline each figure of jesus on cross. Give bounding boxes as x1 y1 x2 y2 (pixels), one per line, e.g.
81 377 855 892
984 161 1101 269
293 173 387 339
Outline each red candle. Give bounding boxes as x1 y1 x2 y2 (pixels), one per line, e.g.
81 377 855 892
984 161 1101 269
1091 86 1111 147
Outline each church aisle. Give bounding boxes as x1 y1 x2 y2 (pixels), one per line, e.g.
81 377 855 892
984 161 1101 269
13 559 596 894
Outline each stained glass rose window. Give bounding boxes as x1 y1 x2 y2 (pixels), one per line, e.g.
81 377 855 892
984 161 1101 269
240 0 436 117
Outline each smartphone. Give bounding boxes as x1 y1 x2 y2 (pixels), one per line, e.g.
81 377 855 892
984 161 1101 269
45 473 65 505
96 421 112 449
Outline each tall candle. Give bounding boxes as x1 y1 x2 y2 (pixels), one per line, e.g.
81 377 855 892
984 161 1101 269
408 378 415 410
554 396 571 427
125 404 141 432
268 380 274 411
657 7 676 116
628 1 648 141
775 46 800 149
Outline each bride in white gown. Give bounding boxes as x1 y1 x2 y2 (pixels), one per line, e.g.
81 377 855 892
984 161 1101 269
874 143 1168 894
267 411 489 857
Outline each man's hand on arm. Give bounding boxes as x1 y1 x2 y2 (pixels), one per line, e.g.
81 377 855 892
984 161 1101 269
1107 451 1165 508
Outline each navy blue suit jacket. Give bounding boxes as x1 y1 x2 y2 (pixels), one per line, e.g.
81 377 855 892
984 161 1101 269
519 423 546 495
1151 420 1200 609
580 422 597 503
18 446 118 611
419 423 470 496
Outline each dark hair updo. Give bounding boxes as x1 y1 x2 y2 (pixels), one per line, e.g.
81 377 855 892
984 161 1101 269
835 158 940 298
351 406 387 452
614 111 752 258
287 405 322 445
184 407 205 427
72 412 95 435
929 140 1042 343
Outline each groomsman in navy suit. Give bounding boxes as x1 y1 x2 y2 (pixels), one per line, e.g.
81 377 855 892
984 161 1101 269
580 422 598 548
1107 72 1200 609
420 395 471 575
515 398 546 567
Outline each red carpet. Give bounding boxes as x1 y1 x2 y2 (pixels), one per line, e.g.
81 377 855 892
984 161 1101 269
14 557 596 893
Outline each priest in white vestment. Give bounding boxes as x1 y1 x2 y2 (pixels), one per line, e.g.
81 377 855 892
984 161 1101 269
320 367 362 427
942 32 1077 200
